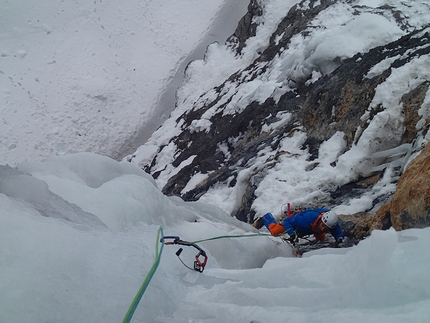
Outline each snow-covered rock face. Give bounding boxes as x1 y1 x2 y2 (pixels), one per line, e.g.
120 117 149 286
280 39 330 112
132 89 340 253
129 0 430 229
377 142 430 231
349 140 430 238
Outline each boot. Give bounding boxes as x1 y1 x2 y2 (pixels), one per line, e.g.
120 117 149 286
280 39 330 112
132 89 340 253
252 217 264 229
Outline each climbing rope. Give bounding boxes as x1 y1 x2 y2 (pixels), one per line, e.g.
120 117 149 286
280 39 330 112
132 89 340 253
122 230 273 322
191 233 271 244
122 227 164 323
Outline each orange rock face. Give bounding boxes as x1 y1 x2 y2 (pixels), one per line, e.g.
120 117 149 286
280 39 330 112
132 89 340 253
375 142 430 230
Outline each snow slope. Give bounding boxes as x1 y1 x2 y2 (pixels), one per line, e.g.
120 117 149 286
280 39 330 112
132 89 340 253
0 0 248 165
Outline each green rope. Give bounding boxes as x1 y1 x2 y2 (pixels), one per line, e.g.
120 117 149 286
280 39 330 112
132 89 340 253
122 227 164 323
121 230 271 322
191 233 271 244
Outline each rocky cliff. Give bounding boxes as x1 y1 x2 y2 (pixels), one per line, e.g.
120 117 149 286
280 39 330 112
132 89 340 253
351 142 430 239
129 0 430 239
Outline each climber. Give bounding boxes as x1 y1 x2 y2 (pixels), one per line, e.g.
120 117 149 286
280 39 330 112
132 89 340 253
252 206 345 245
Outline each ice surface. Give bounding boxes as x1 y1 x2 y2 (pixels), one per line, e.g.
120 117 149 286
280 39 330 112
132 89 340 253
1 153 429 322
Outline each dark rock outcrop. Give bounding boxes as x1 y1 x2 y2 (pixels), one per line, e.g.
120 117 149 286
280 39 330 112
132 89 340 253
158 26 430 223
133 0 430 239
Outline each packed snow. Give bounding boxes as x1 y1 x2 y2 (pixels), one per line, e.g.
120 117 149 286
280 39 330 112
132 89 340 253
1 0 430 322
1 153 430 322
0 0 249 165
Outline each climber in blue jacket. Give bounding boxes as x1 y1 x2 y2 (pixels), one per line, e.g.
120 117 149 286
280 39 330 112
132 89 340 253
253 207 345 244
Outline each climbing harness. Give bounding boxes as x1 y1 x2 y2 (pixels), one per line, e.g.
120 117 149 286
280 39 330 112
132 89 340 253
161 236 208 273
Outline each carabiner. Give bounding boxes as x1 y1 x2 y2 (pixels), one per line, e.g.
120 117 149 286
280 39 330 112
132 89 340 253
161 236 208 273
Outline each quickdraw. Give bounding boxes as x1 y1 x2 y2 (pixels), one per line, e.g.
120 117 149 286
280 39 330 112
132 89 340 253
161 236 208 273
